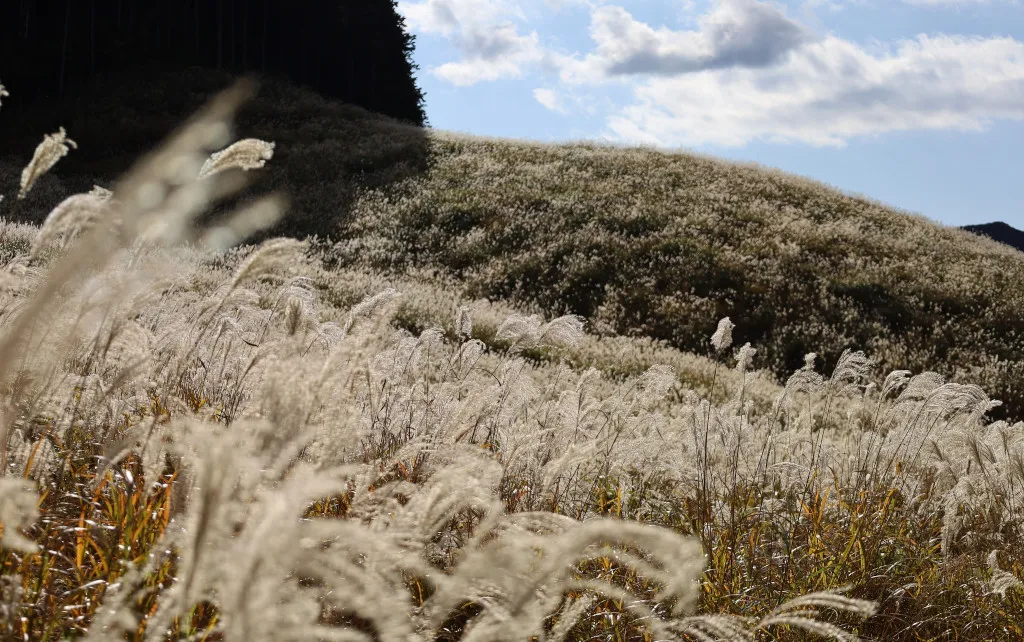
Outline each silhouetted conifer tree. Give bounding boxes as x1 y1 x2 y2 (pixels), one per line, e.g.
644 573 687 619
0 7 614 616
0 0 427 125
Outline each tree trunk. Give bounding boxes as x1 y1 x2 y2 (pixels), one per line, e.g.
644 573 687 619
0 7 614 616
194 0 201 60
90 0 96 76
230 0 236 69
59 0 72 99
22 0 32 40
241 0 248 68
261 0 269 72
217 0 224 69
347 55 354 102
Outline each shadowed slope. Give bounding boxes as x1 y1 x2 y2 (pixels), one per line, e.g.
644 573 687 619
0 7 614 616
0 68 431 240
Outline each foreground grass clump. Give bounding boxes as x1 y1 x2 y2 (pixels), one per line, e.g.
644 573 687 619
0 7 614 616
0 81 1022 641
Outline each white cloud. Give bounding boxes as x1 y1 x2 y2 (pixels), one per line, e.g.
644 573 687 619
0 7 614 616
586 1 809 76
533 88 568 112
398 0 523 35
403 0 1024 148
554 0 815 84
903 0 992 4
818 0 1016 5
435 29 545 85
400 0 544 83
600 33 1024 147
543 0 608 8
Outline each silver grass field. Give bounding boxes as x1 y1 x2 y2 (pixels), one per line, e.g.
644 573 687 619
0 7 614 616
0 80 1022 641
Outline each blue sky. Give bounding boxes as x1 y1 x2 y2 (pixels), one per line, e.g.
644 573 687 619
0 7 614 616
395 0 1024 228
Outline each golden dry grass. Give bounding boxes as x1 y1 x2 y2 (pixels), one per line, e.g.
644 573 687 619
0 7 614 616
0 77 1021 641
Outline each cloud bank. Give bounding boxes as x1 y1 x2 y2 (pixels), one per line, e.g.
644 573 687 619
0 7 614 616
400 0 1024 146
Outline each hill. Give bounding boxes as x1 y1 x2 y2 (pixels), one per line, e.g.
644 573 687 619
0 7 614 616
2 72 1023 642
338 137 1024 422
3 69 1024 420
962 221 1024 254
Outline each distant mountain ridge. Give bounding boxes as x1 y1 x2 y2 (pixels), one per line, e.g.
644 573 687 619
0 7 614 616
962 221 1024 253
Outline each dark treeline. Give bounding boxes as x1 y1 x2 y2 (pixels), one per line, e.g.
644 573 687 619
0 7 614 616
0 0 426 125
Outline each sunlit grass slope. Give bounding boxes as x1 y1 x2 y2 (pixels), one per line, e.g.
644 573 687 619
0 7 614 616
338 129 1024 421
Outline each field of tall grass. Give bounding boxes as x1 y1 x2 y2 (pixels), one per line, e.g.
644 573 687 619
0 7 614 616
1 78 1023 640
9 69 1023 423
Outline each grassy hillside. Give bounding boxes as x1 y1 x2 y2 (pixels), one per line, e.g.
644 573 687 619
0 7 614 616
339 133 1024 422
1 75 1023 641
4 69 1024 422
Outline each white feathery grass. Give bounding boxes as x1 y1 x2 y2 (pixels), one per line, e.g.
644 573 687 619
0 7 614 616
710 317 734 353
0 478 39 553
673 614 757 642
29 189 112 259
735 342 756 373
198 137 276 179
18 127 77 199
754 587 878 641
826 350 873 396
548 594 598 642
21 75 1024 641
457 305 473 339
229 237 308 290
89 184 113 201
987 550 1023 598
495 314 585 352
345 287 401 334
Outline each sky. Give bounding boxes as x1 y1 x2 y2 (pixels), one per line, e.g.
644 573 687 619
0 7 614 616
395 0 1024 228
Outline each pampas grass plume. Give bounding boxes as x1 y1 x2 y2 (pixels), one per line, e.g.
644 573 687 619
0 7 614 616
0 478 39 553
456 306 473 339
19 127 77 199
754 588 878 641
736 342 756 373
198 138 276 179
987 551 1023 598
89 185 113 201
230 237 307 290
711 317 734 353
29 189 112 259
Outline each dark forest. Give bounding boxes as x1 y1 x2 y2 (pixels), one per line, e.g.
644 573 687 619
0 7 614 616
0 0 427 126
